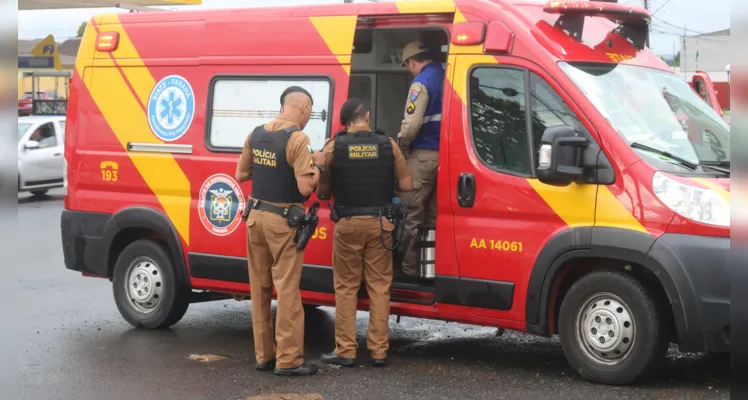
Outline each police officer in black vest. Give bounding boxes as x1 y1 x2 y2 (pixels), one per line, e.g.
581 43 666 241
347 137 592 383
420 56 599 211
316 98 413 367
235 86 325 377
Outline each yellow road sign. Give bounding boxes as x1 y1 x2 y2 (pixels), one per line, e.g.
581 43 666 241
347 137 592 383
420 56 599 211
30 34 62 71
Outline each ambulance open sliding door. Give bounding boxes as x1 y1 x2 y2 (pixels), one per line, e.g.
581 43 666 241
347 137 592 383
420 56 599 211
348 73 377 131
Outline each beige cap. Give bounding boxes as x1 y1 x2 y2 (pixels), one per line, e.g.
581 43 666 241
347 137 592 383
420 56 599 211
401 40 429 66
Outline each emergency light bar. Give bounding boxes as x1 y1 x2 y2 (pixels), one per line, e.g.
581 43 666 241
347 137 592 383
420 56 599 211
543 0 650 50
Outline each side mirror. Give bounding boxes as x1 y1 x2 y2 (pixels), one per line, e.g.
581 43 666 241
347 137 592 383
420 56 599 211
536 125 589 186
24 140 40 150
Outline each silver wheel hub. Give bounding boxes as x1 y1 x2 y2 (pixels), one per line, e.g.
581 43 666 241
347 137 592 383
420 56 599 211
125 257 164 314
575 293 635 366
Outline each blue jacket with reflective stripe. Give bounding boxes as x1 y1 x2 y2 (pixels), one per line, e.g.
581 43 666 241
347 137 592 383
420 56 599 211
410 61 445 150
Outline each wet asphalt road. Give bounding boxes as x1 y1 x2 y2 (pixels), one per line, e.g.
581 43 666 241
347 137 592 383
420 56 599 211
18 190 729 400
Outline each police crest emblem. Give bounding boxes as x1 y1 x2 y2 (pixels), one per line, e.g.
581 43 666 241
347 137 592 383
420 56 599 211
198 173 245 236
409 85 422 101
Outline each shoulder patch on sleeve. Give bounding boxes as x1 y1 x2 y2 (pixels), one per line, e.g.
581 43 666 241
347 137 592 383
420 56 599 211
406 101 416 115
409 85 422 102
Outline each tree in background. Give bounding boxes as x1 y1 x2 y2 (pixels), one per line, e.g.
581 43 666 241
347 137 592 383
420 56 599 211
76 22 86 37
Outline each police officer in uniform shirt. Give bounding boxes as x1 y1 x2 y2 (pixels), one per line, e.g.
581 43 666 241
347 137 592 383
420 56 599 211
316 98 413 367
397 40 446 279
235 86 325 377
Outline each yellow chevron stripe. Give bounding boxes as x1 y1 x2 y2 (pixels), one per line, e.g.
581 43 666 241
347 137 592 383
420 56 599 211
75 20 98 88
309 16 358 76
395 0 456 14
80 15 191 245
693 178 731 203
527 180 597 229
594 186 649 233
527 181 648 233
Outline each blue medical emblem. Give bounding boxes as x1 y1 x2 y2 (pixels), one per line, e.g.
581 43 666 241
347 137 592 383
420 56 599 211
147 75 195 141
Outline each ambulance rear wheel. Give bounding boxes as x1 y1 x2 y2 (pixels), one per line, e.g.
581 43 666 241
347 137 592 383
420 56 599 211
112 239 190 329
558 269 668 385
303 304 319 313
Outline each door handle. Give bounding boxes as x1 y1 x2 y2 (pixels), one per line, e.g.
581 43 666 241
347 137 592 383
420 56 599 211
54 153 62 156
456 172 475 208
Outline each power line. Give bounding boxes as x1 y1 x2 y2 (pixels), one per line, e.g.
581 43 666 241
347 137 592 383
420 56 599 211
654 18 702 34
651 27 729 41
651 0 672 16
653 16 712 35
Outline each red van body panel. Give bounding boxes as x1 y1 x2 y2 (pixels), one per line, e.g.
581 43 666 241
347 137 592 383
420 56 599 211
62 0 730 357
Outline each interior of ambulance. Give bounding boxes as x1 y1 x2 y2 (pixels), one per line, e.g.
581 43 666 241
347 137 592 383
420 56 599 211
346 26 450 291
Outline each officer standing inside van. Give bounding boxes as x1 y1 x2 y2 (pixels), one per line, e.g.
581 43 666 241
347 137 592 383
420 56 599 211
316 98 413 367
397 40 445 279
235 86 325 377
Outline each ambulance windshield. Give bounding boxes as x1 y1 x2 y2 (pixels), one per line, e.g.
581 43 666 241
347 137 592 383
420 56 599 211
559 62 730 167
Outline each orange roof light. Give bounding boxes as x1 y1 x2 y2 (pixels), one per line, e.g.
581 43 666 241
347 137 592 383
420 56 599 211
451 22 486 46
96 32 120 52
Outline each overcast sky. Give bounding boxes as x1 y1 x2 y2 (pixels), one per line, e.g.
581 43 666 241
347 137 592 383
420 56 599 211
18 0 730 56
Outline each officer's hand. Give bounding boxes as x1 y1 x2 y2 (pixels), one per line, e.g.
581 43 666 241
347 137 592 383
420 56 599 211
312 150 325 165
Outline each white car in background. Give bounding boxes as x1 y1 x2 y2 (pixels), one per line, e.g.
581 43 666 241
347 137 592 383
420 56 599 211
18 115 66 196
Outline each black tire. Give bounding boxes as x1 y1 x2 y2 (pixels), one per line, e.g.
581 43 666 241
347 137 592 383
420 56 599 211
30 189 48 196
303 304 320 313
558 269 669 385
112 239 190 329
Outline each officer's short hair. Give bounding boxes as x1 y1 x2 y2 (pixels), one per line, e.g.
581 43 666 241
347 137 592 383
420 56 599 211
339 97 369 126
280 85 314 106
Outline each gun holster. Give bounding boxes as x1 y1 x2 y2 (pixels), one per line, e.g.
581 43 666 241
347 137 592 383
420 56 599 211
293 202 321 250
241 199 251 222
383 202 408 251
286 205 306 228
329 202 340 223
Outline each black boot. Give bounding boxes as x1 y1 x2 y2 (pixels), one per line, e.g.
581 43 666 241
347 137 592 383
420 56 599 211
371 357 387 367
274 362 319 377
321 351 356 367
255 359 275 371
370 354 387 367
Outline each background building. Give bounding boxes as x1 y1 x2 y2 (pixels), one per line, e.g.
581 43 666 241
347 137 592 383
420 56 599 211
678 28 730 110
17 37 81 99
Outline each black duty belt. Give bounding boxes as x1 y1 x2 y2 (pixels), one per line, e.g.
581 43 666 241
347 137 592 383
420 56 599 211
250 199 304 218
336 206 386 218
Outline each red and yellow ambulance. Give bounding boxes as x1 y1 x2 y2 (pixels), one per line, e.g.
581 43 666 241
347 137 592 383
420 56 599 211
61 0 730 385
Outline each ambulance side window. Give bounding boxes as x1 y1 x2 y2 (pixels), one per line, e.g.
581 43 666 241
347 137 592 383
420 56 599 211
468 67 590 178
528 72 589 159
205 76 334 152
468 67 532 176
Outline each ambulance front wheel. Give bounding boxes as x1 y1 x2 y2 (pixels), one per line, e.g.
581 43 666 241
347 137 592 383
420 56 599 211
112 239 191 329
558 269 669 385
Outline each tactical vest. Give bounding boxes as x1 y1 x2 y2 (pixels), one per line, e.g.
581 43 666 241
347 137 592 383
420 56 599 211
249 125 307 204
410 61 445 150
331 131 395 208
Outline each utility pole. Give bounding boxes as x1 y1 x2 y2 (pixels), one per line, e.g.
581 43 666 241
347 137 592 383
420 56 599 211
643 0 650 47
